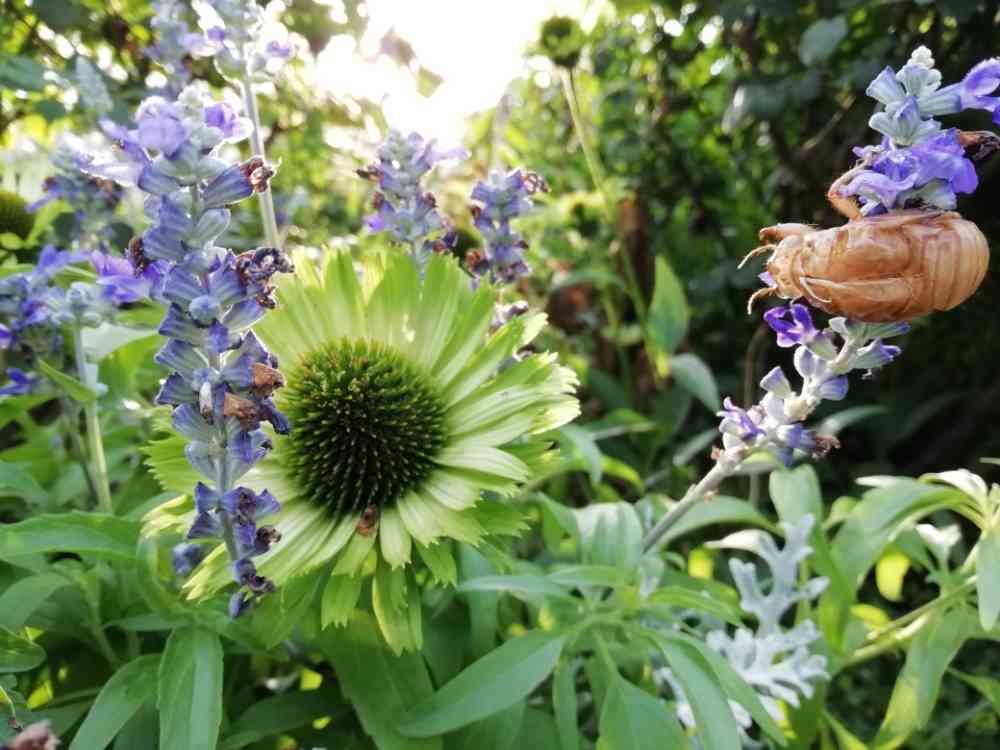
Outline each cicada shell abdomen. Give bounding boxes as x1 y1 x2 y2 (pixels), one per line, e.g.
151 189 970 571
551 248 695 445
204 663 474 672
767 210 989 322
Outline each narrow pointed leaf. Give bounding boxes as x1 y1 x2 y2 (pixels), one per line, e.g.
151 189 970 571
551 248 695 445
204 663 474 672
70 654 161 750
158 628 224 750
399 629 566 737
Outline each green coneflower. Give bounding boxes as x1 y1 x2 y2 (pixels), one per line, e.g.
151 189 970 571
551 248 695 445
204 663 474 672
145 249 578 651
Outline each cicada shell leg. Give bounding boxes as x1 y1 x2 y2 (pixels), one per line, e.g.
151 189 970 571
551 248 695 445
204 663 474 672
746 285 777 315
738 243 775 269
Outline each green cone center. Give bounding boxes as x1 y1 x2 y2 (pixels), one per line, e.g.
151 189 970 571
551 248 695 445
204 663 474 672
282 338 447 517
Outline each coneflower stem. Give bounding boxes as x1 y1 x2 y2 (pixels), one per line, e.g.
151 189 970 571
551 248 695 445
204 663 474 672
72 326 113 514
239 73 282 251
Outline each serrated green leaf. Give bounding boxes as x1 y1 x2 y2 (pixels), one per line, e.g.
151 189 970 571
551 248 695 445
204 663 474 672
399 629 566 737
70 654 161 750
158 628 224 750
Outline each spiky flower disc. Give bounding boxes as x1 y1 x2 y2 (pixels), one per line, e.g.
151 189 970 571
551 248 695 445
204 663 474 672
145 248 579 651
283 338 447 514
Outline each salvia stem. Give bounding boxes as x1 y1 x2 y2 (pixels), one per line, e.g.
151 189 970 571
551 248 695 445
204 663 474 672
72 326 114 514
642 451 746 553
239 73 282 250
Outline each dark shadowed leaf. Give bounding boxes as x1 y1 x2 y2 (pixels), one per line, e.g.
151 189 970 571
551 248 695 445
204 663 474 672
70 654 161 750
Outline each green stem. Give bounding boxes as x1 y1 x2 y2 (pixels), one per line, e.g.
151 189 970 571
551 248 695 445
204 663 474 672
869 579 975 640
847 578 976 667
60 396 98 506
560 69 609 206
642 451 746 553
560 67 651 407
72 327 113 514
239 74 282 251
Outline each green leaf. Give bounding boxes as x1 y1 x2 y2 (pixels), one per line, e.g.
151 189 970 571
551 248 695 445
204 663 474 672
646 257 689 355
656 637 740 750
560 425 603 485
112 701 157 750
654 496 772 548
646 588 744 626
32 0 89 32
823 711 867 750
0 512 139 561
950 669 1000 715
459 546 499 659
0 55 47 91
457 700 525 750
553 661 579 750
0 628 44 673
457 575 574 601
873 607 976 749
70 654 161 750
548 565 628 589
82 325 158 362
399 629 566 737
321 614 441 750
218 689 343 750
670 353 719 411
321 574 364 629
576 503 643 572
976 526 1000 629
36 358 98 403
0 573 70 631
0 461 46 502
769 466 823 524
830 481 961 590
651 630 785 746
158 628 224 750
598 675 690 749
798 16 848 66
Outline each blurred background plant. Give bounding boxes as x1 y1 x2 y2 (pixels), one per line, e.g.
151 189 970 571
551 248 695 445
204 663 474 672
1 0 999 748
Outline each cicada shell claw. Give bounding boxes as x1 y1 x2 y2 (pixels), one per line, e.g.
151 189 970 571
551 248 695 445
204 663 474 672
738 244 775 269
746 285 777 315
